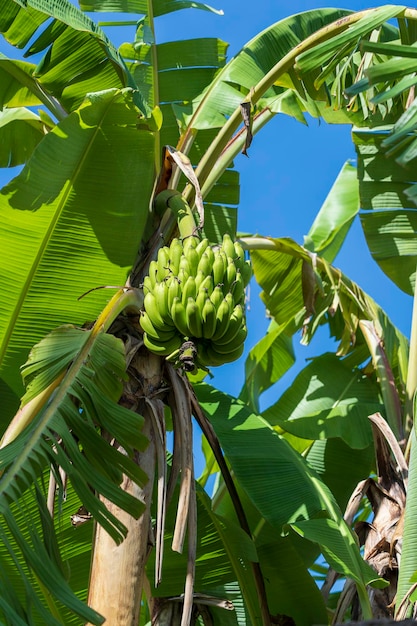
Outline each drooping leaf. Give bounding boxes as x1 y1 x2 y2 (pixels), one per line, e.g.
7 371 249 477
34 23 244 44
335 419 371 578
0 469 99 625
213 458 327 626
295 6 404 75
290 517 387 588
0 107 45 167
0 324 148 542
0 56 43 109
248 236 408 387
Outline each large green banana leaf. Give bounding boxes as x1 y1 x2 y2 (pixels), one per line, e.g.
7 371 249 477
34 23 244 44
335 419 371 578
307 437 374 513
214 478 328 626
80 0 223 16
0 107 45 167
263 352 381 449
0 57 43 109
146 483 261 625
0 0 134 115
0 311 150 623
239 319 295 414
196 384 385 615
0 88 155 419
0 486 101 625
354 125 417 295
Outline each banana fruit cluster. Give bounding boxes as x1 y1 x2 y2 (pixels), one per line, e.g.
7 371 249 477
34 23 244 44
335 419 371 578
140 234 251 368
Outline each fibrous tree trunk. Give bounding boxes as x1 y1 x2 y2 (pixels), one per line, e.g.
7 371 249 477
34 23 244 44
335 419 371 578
88 335 164 625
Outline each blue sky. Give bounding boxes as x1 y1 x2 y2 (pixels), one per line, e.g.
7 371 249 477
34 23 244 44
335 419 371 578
0 2 412 408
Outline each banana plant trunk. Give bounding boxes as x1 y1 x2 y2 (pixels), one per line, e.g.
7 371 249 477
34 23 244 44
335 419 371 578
87 348 162 625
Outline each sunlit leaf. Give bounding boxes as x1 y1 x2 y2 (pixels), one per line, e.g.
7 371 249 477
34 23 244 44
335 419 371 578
0 88 154 418
80 0 224 16
239 320 295 413
262 353 380 449
304 160 360 263
0 107 45 167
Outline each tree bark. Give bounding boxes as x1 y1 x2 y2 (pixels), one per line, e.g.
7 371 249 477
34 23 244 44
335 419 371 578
87 347 163 625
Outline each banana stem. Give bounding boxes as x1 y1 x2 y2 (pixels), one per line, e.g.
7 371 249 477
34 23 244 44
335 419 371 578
154 190 198 241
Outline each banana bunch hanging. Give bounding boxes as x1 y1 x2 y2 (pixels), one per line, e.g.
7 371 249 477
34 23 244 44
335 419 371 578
140 233 251 370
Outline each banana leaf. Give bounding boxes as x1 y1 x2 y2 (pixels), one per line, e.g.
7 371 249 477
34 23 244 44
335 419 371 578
79 0 223 16
1 0 136 114
262 352 381 449
196 384 385 615
0 107 45 167
353 125 417 294
0 88 154 418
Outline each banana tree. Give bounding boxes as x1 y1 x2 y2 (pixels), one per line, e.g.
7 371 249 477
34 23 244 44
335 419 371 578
2 1 417 625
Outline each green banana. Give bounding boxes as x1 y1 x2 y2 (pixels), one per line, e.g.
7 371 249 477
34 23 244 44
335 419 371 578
212 252 226 286
167 276 181 310
169 238 183 275
210 285 224 311
195 270 206 291
195 285 208 313
148 260 159 288
157 246 170 281
224 258 237 291
142 275 153 294
204 245 215 269
185 244 199 277
202 298 217 339
140 311 178 342
219 249 228 275
215 304 244 345
177 268 188 286
179 255 191 278
171 297 190 338
154 280 171 323
196 343 211 368
181 275 197 306
196 237 210 258
197 251 214 278
183 235 200 255
144 332 182 357
144 291 169 330
205 342 244 366
222 233 236 260
240 259 252 287
186 297 203 338
230 270 245 305
233 240 245 267
212 325 247 355
211 294 233 341
198 274 214 297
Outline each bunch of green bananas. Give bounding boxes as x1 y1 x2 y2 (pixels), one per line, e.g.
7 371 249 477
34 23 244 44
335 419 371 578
140 234 251 368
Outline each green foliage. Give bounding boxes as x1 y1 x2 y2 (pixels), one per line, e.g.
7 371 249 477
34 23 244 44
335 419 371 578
1 1 417 623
